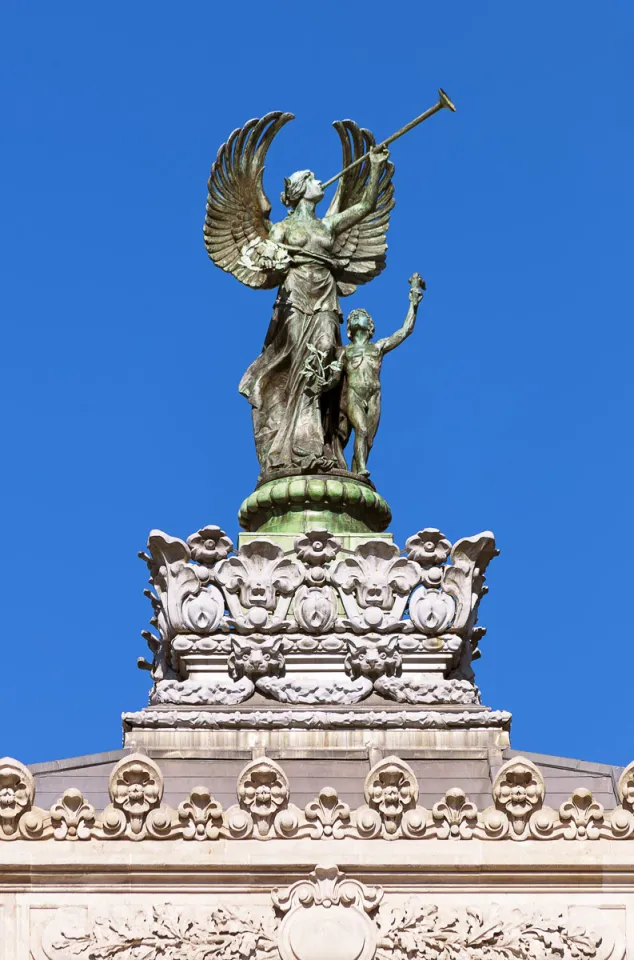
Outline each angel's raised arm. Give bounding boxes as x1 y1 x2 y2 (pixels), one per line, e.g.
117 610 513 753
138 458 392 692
324 148 389 237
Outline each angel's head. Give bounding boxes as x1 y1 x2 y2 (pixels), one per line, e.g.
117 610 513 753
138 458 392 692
280 170 324 209
347 308 375 342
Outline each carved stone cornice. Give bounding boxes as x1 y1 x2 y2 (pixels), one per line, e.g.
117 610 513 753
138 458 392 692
3 754 633 845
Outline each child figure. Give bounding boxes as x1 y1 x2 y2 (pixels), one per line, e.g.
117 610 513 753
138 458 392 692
336 273 425 477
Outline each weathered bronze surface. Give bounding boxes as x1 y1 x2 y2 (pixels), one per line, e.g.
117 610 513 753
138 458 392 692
203 98 453 528
336 273 425 477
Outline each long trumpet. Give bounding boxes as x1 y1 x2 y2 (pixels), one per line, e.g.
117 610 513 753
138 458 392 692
320 88 456 190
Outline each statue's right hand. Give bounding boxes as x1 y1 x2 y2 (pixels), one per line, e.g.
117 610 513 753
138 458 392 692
369 145 390 168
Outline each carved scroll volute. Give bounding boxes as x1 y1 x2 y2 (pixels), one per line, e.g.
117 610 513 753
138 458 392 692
144 530 226 639
227 757 299 839
441 531 497 634
98 754 172 841
331 541 420 631
273 864 383 960
356 756 426 839
215 540 302 631
0 757 48 840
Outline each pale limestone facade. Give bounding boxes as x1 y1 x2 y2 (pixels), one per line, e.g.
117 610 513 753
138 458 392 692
2 526 632 959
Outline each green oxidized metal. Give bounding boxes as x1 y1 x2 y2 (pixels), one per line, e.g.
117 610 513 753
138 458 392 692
238 474 392 534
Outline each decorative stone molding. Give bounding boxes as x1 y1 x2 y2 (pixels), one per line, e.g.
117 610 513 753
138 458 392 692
304 787 353 839
0 757 48 840
559 787 604 840
122 708 513 730
41 868 625 960
273 864 383 960
431 787 478 839
480 756 550 840
356 757 427 839
225 757 301 839
49 789 95 840
95 754 171 840
177 785 223 840
7 752 634 844
137 524 497 707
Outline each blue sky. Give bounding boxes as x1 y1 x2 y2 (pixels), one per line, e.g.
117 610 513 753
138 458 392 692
1 1 632 765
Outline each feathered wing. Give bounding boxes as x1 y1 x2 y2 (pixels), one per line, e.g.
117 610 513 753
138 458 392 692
204 111 294 289
326 120 395 297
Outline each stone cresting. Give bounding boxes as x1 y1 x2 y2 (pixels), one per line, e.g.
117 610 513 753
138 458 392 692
136 524 498 706
4 754 634 843
41 864 624 960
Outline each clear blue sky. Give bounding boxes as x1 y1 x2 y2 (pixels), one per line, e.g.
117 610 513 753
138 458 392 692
1 1 632 766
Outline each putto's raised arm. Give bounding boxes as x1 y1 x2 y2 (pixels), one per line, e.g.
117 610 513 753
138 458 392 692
324 147 390 237
378 273 426 355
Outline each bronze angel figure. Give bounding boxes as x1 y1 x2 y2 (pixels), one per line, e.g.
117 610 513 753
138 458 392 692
204 111 394 478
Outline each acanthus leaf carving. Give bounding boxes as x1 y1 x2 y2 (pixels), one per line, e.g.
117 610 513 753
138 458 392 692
331 541 421 632
442 531 498 634
215 539 302 633
143 530 227 645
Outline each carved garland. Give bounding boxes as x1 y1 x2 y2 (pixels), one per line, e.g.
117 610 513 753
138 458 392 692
3 754 634 843
42 864 624 960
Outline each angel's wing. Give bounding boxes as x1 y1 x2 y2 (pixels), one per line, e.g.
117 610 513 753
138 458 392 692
204 111 294 289
326 121 395 297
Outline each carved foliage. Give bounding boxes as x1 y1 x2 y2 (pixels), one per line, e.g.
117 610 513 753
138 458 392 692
375 903 610 960
45 905 278 960
143 530 226 642
215 540 302 632
331 541 421 631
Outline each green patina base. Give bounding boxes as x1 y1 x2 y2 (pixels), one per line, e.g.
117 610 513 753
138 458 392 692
238 472 392 535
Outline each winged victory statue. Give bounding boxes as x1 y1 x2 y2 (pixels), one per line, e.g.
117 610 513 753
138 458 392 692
203 97 454 482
